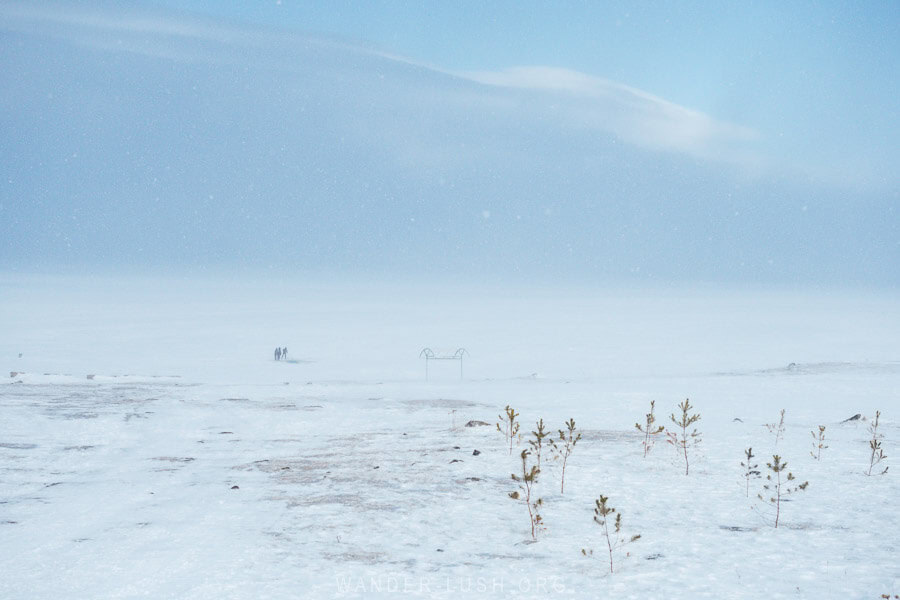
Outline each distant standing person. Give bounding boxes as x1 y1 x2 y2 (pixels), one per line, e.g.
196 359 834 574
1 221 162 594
282 347 288 361
275 347 282 361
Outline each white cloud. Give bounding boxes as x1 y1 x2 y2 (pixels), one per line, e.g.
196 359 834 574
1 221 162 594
0 3 762 167
1 3 266 46
459 66 761 163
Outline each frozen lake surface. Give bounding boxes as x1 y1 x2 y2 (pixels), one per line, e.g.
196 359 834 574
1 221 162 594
1 276 898 598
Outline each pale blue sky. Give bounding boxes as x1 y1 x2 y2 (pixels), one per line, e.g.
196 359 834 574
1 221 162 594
147 0 900 188
0 1 897 284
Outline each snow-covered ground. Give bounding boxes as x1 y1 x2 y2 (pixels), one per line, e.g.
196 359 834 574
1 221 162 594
1 276 898 598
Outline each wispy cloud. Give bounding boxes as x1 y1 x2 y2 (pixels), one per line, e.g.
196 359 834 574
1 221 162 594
1 2 761 167
1 3 268 46
1 3 892 282
460 66 761 163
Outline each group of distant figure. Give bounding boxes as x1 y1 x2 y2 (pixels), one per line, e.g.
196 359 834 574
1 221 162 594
274 347 289 361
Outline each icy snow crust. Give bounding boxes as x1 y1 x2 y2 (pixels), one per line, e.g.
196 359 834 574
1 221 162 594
1 277 899 598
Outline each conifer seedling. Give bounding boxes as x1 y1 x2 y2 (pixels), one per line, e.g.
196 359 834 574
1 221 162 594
667 399 701 475
635 400 665 458
497 405 520 455
549 418 581 494
581 495 640 574
529 418 550 470
765 409 787 448
758 454 808 528
509 449 544 540
741 447 761 497
867 410 888 476
810 425 827 460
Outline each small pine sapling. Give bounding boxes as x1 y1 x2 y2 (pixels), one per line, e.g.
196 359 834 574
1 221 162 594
810 425 827 460
550 418 582 494
741 447 761 497
635 400 665 458
867 410 888 476
765 409 786 447
509 449 544 540
497 405 520 455
667 399 701 475
758 455 808 528
529 418 550 470
581 495 640 574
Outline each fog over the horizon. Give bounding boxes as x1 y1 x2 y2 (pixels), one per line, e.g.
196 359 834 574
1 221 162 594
1 3 897 286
